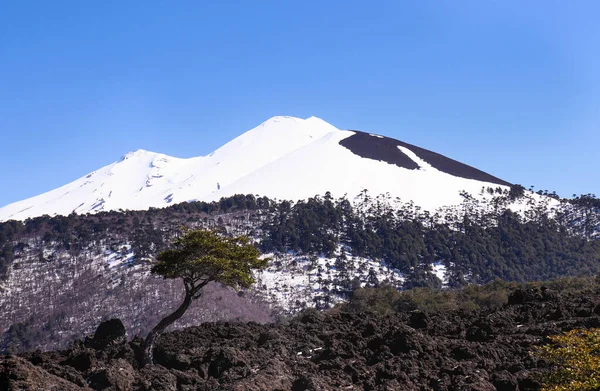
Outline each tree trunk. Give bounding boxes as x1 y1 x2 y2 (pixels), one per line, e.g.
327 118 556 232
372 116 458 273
142 292 193 366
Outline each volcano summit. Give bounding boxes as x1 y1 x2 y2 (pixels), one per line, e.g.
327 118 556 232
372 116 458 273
0 116 510 221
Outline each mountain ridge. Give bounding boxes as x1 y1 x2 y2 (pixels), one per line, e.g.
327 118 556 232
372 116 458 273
0 116 511 221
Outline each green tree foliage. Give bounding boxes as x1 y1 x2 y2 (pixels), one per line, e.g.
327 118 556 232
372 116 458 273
508 184 526 201
261 191 600 288
1 191 599 289
536 328 600 391
0 220 25 280
142 229 267 366
345 285 404 314
261 194 341 255
343 276 600 315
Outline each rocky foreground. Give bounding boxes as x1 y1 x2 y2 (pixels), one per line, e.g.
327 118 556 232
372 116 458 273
2 288 600 391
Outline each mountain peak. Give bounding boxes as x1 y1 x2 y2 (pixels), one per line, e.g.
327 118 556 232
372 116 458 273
259 116 305 127
119 149 159 162
258 116 336 129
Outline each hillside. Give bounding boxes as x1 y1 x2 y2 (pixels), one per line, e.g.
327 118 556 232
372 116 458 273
1 191 599 353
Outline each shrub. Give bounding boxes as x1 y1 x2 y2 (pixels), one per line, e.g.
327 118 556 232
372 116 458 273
536 328 600 391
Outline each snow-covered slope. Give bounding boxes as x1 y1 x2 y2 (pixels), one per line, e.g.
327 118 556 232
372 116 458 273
0 116 512 221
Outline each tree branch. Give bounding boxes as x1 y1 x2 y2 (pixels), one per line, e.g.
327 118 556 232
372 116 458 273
191 279 210 299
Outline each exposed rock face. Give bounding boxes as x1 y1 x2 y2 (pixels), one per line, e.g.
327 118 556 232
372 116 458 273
1 288 598 390
339 130 511 186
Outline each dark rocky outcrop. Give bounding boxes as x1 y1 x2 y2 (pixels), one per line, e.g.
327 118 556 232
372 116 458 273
339 130 511 186
86 319 127 350
2 288 599 390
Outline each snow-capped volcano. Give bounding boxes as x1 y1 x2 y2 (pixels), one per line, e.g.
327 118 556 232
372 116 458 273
0 116 511 221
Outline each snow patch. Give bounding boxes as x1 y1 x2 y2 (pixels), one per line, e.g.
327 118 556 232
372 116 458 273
254 248 404 313
431 263 448 286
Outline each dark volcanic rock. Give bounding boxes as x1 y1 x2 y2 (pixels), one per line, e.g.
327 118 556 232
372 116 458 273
87 319 127 350
339 130 511 186
508 288 542 305
0 356 88 391
136 365 177 391
492 370 519 391
1 288 596 390
87 358 135 390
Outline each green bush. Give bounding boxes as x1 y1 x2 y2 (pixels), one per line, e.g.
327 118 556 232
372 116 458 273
343 275 600 315
536 328 600 391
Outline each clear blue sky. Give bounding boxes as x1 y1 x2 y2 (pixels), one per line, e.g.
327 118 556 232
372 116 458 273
1 1 598 207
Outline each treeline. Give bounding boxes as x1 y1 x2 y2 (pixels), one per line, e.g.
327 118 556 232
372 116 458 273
0 194 270 280
260 190 600 287
1 190 599 288
342 274 600 315
0 220 25 280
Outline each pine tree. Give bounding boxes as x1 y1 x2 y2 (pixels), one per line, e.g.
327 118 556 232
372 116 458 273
141 229 267 366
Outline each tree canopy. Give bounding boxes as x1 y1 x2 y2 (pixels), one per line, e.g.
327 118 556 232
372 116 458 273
152 229 266 294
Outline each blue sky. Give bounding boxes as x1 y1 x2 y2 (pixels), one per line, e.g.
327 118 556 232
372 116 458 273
1 1 598 207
